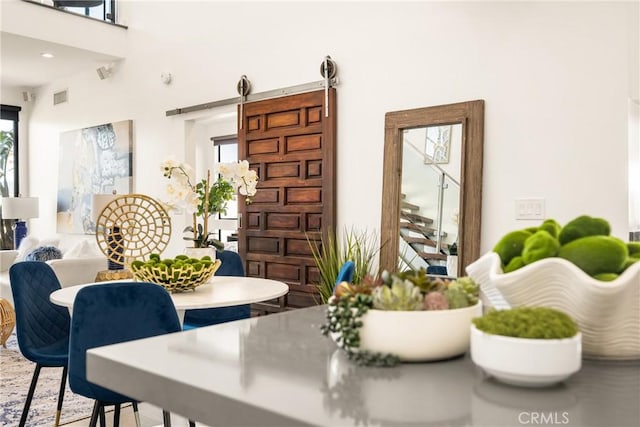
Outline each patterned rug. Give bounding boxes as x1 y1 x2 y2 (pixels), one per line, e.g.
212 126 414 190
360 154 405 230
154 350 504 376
0 333 94 426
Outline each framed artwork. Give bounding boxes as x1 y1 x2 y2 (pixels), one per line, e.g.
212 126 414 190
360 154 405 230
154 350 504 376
57 120 133 234
424 125 451 164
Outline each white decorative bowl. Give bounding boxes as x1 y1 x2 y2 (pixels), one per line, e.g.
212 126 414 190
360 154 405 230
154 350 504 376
354 302 482 361
470 325 582 387
466 252 640 360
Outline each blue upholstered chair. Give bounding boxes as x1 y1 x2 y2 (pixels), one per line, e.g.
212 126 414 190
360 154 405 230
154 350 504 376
335 260 355 285
182 250 248 330
426 265 448 276
9 261 70 427
68 282 183 427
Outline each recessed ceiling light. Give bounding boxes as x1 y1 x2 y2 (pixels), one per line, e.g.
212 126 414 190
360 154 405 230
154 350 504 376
41 52 54 59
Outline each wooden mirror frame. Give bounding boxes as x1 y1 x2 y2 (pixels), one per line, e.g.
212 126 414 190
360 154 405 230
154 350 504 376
379 100 485 275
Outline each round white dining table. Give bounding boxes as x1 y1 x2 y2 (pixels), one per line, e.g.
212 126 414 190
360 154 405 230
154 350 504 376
50 276 289 325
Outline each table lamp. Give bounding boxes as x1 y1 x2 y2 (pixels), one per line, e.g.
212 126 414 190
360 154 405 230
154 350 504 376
1 196 39 249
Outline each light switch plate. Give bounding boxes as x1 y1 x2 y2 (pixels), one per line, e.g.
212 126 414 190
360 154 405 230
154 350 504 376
515 198 545 220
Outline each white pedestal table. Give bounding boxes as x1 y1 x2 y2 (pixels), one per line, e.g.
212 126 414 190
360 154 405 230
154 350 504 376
50 276 289 325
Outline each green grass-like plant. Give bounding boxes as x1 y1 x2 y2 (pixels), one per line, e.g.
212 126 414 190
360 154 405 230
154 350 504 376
308 227 381 304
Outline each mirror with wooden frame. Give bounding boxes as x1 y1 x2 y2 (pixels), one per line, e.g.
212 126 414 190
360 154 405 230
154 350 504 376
379 100 484 276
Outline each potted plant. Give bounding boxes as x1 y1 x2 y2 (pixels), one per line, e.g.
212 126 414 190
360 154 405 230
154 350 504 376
321 269 482 366
470 307 582 387
308 227 381 304
161 158 258 252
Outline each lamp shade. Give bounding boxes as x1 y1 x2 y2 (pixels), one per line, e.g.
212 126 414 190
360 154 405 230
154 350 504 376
91 193 118 223
1 197 39 219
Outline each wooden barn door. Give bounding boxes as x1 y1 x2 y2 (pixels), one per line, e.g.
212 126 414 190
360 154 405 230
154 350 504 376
238 89 336 312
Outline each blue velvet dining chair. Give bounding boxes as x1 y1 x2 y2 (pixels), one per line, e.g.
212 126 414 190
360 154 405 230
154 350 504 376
9 261 70 427
182 250 248 330
336 260 355 285
68 281 185 427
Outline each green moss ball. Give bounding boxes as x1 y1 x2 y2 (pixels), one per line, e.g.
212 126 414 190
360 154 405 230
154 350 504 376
538 219 562 238
503 256 525 273
627 242 640 257
472 307 579 339
622 257 639 271
558 215 611 246
522 230 560 265
493 230 533 266
558 235 628 276
593 272 619 282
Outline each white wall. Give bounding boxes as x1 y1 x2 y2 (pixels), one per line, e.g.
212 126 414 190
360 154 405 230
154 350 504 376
14 1 639 261
630 100 640 232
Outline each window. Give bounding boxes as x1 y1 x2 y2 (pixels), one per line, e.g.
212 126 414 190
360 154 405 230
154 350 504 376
52 0 116 24
213 135 238 245
1 104 21 249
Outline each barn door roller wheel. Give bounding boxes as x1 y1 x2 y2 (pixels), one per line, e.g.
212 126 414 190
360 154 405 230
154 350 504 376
320 56 337 117
320 55 337 80
237 75 251 129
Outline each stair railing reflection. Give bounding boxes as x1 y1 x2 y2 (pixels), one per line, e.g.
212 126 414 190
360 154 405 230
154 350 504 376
404 139 459 256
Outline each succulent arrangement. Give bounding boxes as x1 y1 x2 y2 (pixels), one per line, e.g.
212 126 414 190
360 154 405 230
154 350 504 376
493 215 639 281
321 269 480 366
473 307 579 339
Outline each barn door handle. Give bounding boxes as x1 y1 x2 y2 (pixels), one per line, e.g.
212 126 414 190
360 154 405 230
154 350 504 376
238 213 242 229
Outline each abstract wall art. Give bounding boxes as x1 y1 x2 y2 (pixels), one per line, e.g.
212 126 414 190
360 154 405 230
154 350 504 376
57 120 133 234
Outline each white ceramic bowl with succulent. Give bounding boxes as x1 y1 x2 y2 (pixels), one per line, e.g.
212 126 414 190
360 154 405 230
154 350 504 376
323 270 482 365
358 303 482 361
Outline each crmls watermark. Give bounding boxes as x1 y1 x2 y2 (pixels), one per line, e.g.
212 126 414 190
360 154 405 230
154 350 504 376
518 412 570 425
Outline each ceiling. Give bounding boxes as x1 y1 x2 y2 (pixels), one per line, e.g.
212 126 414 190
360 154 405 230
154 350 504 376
0 31 121 90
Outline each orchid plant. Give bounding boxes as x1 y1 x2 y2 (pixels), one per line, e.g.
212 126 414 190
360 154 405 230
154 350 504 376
161 158 258 249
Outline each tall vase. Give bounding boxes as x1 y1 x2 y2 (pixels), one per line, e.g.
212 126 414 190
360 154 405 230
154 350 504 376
108 226 124 270
185 247 217 260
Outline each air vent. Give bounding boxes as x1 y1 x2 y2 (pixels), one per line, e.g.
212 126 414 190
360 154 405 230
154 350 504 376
53 90 68 105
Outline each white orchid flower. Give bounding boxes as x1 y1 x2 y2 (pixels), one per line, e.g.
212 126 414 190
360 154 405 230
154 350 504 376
218 163 234 179
237 160 250 174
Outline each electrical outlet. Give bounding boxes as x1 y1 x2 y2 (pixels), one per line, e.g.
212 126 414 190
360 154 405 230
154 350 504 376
515 198 545 220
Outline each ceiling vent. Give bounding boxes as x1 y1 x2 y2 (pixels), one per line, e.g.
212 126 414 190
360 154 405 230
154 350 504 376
53 90 68 105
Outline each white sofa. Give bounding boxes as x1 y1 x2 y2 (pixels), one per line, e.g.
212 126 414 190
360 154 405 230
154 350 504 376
0 241 107 306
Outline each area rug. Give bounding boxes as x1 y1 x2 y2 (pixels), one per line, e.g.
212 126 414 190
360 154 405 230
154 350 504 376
0 333 94 426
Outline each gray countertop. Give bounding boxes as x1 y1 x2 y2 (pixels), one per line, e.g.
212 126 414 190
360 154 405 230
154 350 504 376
87 305 640 427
